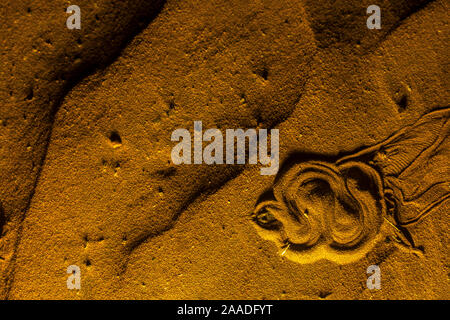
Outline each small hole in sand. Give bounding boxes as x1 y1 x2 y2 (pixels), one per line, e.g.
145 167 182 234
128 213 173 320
318 291 332 299
396 94 408 112
260 68 269 80
109 131 122 148
25 88 34 101
83 234 88 247
255 65 269 81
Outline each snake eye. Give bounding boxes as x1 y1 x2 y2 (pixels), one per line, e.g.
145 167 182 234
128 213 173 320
253 203 281 229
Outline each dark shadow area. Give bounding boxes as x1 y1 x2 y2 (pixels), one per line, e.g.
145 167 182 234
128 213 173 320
303 0 435 53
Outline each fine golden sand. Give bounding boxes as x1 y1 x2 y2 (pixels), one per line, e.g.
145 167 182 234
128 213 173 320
0 0 448 299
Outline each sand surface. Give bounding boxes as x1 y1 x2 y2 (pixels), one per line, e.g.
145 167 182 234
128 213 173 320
0 0 449 299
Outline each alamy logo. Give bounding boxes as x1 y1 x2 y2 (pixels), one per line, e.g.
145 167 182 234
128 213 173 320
66 5 81 30
367 5 381 29
171 121 279 175
67 265 81 290
366 265 381 290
